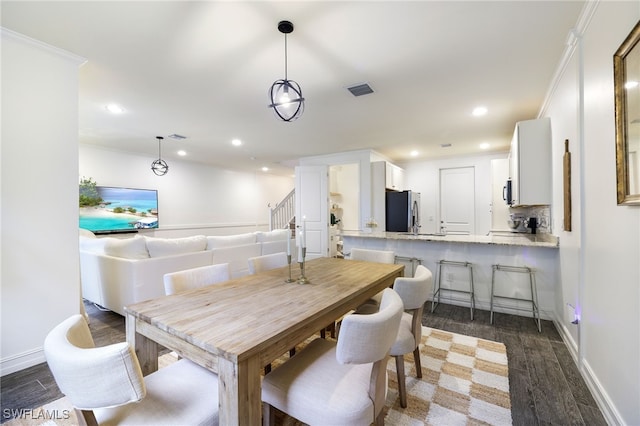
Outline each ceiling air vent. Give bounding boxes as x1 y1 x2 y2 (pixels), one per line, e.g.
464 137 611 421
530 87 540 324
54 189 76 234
347 83 374 97
168 134 187 140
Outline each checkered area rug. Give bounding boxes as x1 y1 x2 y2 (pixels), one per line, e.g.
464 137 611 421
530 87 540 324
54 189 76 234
7 327 511 426
383 327 512 425
272 326 512 426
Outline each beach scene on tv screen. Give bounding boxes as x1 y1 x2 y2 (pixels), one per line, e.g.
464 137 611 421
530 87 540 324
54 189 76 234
79 186 158 232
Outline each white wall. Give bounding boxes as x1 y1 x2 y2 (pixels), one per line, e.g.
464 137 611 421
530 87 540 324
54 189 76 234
543 2 640 424
80 144 294 236
401 152 509 235
1 30 85 375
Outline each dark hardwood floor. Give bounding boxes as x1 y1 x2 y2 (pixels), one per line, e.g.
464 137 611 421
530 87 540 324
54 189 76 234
423 303 607 426
2 301 606 425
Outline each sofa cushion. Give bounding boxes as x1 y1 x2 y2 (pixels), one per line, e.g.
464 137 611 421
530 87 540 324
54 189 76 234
79 228 97 239
255 229 290 243
145 235 208 258
79 236 108 254
103 236 150 259
206 233 256 249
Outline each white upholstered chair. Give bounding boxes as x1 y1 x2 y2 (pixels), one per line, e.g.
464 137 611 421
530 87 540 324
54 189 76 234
44 314 219 426
351 248 396 314
261 288 404 426
247 251 288 274
350 248 396 264
389 264 433 408
163 263 230 295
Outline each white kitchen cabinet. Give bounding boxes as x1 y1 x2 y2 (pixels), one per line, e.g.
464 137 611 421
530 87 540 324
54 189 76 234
509 117 551 206
372 161 404 191
490 158 511 231
385 162 405 191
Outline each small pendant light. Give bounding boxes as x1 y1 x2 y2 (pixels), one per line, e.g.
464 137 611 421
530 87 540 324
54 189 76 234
268 20 305 122
151 136 169 176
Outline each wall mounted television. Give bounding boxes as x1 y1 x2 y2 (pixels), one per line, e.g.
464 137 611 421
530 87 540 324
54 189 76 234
79 186 158 234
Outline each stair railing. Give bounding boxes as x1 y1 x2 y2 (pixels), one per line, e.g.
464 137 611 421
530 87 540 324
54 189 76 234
269 189 295 231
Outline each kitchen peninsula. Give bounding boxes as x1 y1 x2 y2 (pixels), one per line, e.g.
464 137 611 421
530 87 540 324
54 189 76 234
341 231 559 321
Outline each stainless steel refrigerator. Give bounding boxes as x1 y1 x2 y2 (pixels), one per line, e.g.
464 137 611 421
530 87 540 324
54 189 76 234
385 190 421 233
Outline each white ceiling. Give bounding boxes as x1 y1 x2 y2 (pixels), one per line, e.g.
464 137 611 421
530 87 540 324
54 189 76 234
2 1 586 176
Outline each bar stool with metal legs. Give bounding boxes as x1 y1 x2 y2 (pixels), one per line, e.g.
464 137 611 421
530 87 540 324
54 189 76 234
490 264 541 332
431 260 475 320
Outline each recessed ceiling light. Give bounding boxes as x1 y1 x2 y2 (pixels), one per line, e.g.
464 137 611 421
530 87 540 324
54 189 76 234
410 150 419 157
232 139 242 146
472 106 488 116
261 166 269 172
177 150 187 156
105 104 124 114
479 142 490 150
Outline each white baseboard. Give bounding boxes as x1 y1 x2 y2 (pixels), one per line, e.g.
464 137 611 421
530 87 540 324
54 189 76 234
0 347 45 377
552 313 624 426
581 360 625 426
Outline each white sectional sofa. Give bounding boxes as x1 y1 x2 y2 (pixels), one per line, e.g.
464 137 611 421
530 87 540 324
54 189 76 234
79 229 293 316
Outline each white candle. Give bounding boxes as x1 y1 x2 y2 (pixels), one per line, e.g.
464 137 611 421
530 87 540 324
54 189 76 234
286 230 291 255
298 229 304 262
302 219 307 248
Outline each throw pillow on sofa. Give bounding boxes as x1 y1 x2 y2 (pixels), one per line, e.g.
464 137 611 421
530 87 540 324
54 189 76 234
255 229 289 242
144 235 208 258
103 236 150 259
79 236 108 254
206 233 256 249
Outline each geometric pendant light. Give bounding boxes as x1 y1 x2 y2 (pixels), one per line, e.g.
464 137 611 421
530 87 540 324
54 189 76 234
268 20 305 122
151 136 169 176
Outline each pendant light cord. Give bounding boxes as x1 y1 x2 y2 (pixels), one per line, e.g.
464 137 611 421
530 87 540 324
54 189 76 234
284 33 288 81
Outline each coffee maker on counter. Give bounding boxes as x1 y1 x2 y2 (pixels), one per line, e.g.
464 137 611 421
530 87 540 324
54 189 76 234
507 213 539 234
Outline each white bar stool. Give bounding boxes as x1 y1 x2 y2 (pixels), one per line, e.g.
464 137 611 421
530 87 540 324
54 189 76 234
431 259 475 320
490 264 541 332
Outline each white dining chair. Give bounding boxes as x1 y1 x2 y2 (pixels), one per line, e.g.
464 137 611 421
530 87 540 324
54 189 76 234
163 263 230 295
351 248 396 314
350 248 396 264
389 264 433 408
44 314 219 425
262 288 404 426
247 251 288 274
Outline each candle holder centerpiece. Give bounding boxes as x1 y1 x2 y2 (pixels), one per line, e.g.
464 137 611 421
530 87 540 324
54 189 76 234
298 247 310 284
285 254 295 283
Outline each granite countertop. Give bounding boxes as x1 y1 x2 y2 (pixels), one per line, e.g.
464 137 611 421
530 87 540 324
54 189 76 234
339 230 559 248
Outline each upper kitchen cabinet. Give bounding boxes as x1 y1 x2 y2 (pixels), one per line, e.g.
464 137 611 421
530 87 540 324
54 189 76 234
509 117 552 206
373 161 404 191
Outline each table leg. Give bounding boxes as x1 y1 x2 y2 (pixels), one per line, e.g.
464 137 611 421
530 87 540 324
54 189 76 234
218 355 262 426
125 314 158 376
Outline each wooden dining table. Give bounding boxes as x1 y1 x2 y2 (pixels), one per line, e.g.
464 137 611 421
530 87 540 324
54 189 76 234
124 256 404 426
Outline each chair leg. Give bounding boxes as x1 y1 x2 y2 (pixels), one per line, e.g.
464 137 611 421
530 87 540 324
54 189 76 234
395 355 407 408
374 409 385 426
262 402 275 426
320 328 326 339
413 346 422 379
78 409 98 426
289 348 296 357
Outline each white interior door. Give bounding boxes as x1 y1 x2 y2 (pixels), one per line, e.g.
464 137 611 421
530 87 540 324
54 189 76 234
295 165 329 260
439 167 475 234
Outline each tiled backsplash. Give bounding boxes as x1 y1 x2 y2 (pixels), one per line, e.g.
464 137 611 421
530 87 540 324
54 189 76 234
508 205 551 234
